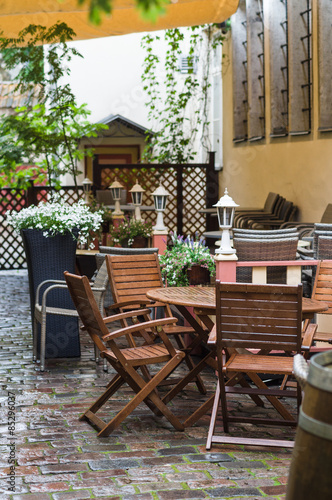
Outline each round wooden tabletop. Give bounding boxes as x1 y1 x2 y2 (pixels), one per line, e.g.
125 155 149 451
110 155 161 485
146 286 328 315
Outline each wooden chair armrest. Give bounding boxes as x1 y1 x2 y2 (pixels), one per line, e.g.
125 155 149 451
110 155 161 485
103 308 151 325
108 299 154 310
301 322 318 351
102 317 178 341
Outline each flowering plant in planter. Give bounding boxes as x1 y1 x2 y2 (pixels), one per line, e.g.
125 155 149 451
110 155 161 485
107 217 153 247
159 232 216 286
6 198 103 247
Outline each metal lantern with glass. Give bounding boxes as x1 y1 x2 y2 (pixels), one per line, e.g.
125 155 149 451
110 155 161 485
109 179 124 216
214 188 239 254
82 177 92 204
151 185 170 231
129 181 145 220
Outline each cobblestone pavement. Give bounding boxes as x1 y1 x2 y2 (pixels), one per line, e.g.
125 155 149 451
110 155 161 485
0 271 295 499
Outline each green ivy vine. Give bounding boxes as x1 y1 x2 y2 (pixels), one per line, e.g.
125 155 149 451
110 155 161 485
141 25 224 164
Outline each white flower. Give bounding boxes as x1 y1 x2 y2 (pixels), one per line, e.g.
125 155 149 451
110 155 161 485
6 199 103 246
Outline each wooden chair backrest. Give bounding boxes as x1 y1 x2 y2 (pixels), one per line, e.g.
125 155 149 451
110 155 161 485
64 271 108 353
216 282 302 352
311 260 332 315
106 253 171 314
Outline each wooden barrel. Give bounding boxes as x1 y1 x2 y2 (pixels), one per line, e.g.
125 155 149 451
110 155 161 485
286 351 332 500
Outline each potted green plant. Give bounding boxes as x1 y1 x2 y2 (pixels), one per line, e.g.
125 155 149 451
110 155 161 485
159 232 216 286
107 217 153 248
6 198 103 359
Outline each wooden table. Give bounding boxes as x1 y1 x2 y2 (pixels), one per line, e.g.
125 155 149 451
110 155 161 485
146 286 328 427
146 286 328 320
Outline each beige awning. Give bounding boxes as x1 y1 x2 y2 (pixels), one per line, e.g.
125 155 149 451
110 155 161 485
0 0 239 41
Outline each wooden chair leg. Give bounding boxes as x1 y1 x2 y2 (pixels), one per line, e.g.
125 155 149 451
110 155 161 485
173 334 206 395
248 373 296 422
97 357 185 436
206 381 221 450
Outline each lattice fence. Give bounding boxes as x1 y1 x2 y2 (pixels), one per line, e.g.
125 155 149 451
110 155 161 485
0 186 83 270
98 163 210 236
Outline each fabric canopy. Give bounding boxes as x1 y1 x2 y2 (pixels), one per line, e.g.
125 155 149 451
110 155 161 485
0 0 239 41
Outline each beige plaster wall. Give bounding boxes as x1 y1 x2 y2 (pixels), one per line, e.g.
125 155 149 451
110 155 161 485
221 0 332 223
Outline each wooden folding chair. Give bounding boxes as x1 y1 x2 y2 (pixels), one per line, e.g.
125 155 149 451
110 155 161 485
306 260 332 345
64 271 185 436
105 253 207 393
207 282 305 449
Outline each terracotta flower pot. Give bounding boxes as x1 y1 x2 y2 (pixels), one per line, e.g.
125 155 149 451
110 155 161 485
131 236 148 248
186 264 210 286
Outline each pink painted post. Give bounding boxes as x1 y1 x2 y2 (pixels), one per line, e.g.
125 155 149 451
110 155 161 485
214 255 237 282
152 231 168 255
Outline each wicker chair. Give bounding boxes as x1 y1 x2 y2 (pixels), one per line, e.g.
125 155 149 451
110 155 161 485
233 228 298 238
33 261 109 371
233 236 299 284
233 192 280 227
281 203 332 238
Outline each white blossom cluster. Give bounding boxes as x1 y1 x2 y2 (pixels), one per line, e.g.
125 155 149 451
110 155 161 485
7 199 103 247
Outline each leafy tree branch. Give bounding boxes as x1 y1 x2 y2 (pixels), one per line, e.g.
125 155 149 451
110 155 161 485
0 23 106 192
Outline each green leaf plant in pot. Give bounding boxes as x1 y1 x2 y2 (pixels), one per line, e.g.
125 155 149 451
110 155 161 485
107 217 153 248
159 232 216 287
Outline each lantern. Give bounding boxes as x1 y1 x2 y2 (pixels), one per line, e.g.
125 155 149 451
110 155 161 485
82 177 92 203
109 179 125 216
129 180 145 220
213 188 239 254
151 185 170 231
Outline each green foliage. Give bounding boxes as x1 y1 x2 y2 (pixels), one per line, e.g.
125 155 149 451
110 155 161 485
141 25 224 164
108 217 153 247
78 0 170 25
0 22 106 190
159 232 215 287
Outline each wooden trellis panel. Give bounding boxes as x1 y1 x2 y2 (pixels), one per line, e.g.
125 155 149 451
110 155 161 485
0 189 27 270
0 186 83 270
94 155 216 237
182 166 207 236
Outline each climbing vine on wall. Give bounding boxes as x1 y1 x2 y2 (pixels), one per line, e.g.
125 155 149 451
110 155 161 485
141 25 224 164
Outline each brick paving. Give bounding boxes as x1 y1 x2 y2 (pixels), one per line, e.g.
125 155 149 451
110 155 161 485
0 270 295 499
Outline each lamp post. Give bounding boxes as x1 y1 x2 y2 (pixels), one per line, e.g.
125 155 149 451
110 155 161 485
129 180 145 220
109 179 124 216
214 188 239 255
151 185 169 231
82 177 92 204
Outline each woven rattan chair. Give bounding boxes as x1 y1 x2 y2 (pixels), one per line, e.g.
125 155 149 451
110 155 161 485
241 200 297 230
33 261 109 371
235 196 286 228
233 236 299 284
233 228 298 239
233 192 280 227
64 271 185 436
281 203 332 237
